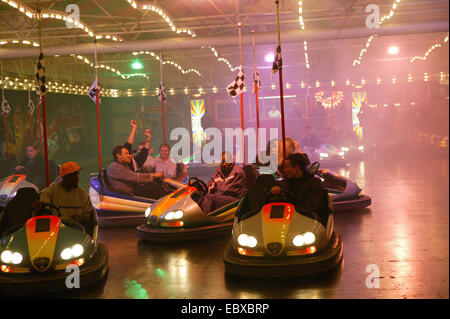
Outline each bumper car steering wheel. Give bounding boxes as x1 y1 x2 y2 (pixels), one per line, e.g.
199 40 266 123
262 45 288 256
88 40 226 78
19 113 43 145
265 187 297 205
188 177 209 194
32 202 61 217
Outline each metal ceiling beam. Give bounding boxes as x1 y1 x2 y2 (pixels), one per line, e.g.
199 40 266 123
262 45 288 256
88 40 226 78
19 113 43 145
0 20 447 59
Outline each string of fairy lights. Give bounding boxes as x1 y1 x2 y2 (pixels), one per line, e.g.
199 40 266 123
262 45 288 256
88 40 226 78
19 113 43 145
353 0 401 67
201 46 240 72
0 39 40 47
410 33 449 63
0 72 447 98
298 1 310 69
126 0 196 37
70 54 150 80
132 51 202 77
0 0 122 42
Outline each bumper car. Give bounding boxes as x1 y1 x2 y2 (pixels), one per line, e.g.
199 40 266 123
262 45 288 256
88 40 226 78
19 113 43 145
224 177 343 278
89 167 186 227
0 161 60 208
257 162 371 212
0 188 108 295
0 175 39 209
317 168 371 212
303 144 348 168
136 177 240 242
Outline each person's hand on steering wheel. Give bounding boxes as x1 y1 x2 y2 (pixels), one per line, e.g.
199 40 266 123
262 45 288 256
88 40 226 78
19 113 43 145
32 202 61 217
188 177 209 194
266 186 296 204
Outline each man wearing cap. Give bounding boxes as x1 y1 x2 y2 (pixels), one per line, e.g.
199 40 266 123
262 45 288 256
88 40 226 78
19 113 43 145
40 161 97 233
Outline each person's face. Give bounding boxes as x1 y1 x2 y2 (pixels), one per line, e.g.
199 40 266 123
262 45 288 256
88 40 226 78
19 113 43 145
117 148 132 164
160 146 170 160
138 144 144 152
284 160 302 178
63 171 79 188
26 146 38 159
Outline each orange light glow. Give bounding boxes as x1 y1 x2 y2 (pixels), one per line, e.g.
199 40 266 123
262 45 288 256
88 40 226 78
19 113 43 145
287 245 317 256
237 247 247 255
72 258 85 267
1 265 11 273
167 221 184 227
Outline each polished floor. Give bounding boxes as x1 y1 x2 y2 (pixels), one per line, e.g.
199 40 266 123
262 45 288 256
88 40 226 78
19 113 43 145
77 147 448 299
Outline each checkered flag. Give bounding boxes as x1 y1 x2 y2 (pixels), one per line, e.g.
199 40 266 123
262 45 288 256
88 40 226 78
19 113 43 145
88 78 101 104
271 44 282 75
227 66 245 97
35 51 47 96
253 69 261 94
158 81 167 102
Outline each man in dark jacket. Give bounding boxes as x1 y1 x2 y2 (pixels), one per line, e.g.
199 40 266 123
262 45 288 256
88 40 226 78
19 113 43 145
14 145 56 190
199 152 247 214
272 153 327 217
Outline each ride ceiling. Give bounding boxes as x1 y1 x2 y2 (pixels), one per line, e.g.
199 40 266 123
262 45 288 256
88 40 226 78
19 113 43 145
0 0 448 96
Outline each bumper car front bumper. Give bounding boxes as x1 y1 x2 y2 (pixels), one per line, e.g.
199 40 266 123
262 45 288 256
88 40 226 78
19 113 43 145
0 243 108 296
224 232 343 278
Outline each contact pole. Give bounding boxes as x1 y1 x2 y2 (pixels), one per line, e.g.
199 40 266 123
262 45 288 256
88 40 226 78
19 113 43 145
36 7 50 187
28 89 33 143
36 98 43 155
94 39 102 171
3 114 7 159
41 94 50 187
1 67 8 159
251 30 261 162
160 51 166 144
238 22 245 164
275 0 287 162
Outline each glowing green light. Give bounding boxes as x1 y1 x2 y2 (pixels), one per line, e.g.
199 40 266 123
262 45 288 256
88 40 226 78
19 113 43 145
155 268 167 280
124 278 149 299
131 60 143 70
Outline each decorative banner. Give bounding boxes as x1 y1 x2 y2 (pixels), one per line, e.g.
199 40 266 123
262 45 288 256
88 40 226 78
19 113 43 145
190 99 206 146
315 90 344 109
352 92 366 141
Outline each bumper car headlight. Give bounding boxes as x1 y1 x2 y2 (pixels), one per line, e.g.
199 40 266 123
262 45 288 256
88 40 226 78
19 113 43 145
60 244 84 260
165 210 183 220
1 250 23 264
237 234 258 248
145 207 152 218
320 152 329 158
338 151 345 156
293 232 316 247
341 147 350 152
358 145 364 151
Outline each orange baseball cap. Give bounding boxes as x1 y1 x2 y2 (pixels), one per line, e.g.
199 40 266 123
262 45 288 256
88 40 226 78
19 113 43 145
60 161 81 177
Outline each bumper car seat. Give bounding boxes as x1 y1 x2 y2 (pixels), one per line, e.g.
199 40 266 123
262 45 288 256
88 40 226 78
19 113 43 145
0 187 39 237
